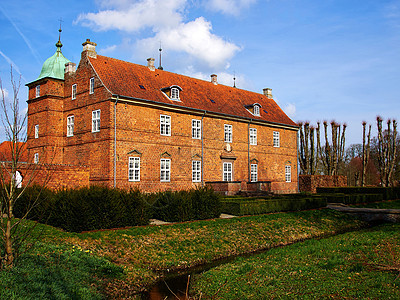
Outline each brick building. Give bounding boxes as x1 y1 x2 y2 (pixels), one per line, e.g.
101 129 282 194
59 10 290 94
26 38 299 194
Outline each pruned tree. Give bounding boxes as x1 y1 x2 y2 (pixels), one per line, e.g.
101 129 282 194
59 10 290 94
361 121 371 187
298 121 319 175
376 117 397 187
0 70 47 268
318 121 346 176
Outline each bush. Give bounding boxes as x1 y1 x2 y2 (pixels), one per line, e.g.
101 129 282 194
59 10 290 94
49 186 151 232
221 196 326 216
151 187 221 222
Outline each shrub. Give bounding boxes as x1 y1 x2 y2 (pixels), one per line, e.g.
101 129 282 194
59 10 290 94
152 187 221 222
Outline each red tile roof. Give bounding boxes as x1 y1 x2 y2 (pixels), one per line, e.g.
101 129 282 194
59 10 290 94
0 141 27 162
89 55 297 127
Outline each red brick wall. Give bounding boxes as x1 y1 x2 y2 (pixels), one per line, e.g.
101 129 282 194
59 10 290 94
2 163 90 190
299 175 347 193
25 49 299 194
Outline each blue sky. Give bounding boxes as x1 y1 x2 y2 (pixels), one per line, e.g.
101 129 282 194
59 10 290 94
0 0 399 145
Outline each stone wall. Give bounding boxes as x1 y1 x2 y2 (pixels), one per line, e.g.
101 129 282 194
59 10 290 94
299 175 347 193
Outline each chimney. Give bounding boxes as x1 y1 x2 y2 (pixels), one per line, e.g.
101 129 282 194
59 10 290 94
263 88 273 99
65 62 76 75
82 39 97 59
211 74 218 85
147 58 155 71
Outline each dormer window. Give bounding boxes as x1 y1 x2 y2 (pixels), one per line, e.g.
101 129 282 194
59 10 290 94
171 87 179 100
161 85 182 101
245 103 262 116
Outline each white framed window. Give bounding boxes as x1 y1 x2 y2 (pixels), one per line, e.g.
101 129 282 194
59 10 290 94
160 158 171 182
35 85 40 98
67 115 74 137
223 162 233 182
34 124 39 139
254 105 260 116
192 160 201 182
224 124 232 143
89 77 94 94
128 157 140 182
92 109 101 132
285 165 291 182
160 115 171 136
72 84 77 100
14 171 22 188
250 128 257 145
170 87 179 100
250 164 258 182
273 131 280 147
192 119 201 139
34 153 39 164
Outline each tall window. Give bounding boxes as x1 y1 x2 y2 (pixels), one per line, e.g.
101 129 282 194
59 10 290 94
72 84 77 100
285 165 291 182
89 77 94 94
192 160 201 182
67 115 74 137
35 85 40 98
128 157 140 181
192 119 201 139
34 153 39 164
92 109 101 132
249 128 257 145
34 124 39 139
224 124 232 143
170 87 179 100
273 131 280 147
223 162 233 181
250 164 258 182
160 115 171 136
253 105 260 116
160 159 171 182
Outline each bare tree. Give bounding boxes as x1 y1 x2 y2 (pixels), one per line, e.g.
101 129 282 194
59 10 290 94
298 121 319 175
317 121 346 176
0 70 45 268
376 117 397 187
361 121 371 187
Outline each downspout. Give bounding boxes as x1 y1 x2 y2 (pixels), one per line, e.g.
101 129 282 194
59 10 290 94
297 129 300 193
248 119 253 183
114 95 119 188
201 111 206 187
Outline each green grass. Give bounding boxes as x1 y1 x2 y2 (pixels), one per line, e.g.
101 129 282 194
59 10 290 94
190 223 400 299
1 209 369 299
0 229 123 299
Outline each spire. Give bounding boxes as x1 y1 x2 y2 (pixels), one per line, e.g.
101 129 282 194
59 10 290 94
55 18 63 49
158 42 163 70
233 71 236 88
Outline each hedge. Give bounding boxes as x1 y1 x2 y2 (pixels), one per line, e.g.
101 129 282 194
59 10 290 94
12 185 221 232
221 196 326 216
316 187 400 201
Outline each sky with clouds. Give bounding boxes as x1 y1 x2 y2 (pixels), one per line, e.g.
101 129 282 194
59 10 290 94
0 0 399 144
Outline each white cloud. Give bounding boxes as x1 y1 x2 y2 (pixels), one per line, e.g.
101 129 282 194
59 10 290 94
98 45 117 55
284 103 296 119
137 17 240 68
77 0 241 68
1 87 9 100
203 0 257 16
76 0 185 32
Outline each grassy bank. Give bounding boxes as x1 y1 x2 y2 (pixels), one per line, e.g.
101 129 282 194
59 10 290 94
352 199 400 209
191 223 400 299
1 209 367 299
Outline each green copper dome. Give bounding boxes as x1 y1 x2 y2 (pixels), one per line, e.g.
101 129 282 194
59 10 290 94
36 40 70 81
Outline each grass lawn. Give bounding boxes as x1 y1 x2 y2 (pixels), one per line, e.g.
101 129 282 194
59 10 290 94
1 208 371 299
190 223 400 299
